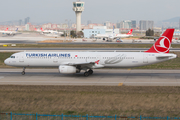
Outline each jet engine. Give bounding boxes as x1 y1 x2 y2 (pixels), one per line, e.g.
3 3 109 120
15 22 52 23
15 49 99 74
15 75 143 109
59 65 80 74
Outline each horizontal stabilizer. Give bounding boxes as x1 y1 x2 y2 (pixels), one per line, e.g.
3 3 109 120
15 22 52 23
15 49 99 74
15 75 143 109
156 54 177 58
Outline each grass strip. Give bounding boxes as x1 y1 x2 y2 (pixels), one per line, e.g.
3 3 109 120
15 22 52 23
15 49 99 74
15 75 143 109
0 85 180 116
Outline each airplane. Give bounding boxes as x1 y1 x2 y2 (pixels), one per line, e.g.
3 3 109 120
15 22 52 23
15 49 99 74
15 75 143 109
0 28 20 36
40 28 63 35
0 28 8 33
95 27 133 41
4 29 176 77
34 28 42 32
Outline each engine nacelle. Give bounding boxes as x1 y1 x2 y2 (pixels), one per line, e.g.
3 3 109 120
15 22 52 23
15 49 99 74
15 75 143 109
59 65 78 74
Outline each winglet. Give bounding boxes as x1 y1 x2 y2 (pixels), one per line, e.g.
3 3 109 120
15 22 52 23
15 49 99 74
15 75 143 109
145 29 175 53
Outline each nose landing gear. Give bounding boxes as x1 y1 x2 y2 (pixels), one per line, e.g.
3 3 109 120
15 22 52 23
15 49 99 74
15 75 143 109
21 67 26 75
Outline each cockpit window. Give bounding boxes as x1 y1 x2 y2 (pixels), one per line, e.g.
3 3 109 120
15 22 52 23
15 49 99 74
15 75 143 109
10 56 15 58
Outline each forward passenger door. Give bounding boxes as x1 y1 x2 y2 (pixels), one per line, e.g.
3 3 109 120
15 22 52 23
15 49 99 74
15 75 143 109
19 54 24 62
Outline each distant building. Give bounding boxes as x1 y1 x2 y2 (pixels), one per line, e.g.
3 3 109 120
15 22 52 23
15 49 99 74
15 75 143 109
131 20 136 28
116 22 121 28
139 20 154 30
117 20 136 29
86 23 103 29
24 17 30 24
25 24 29 31
19 19 23 26
87 20 91 25
83 26 119 38
104 21 112 29
83 29 105 38
120 20 132 29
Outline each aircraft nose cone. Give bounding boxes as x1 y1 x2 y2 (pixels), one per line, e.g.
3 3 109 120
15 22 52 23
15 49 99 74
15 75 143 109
4 59 10 65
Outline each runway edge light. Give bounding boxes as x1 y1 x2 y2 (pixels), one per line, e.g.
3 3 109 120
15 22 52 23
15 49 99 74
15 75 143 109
118 83 123 86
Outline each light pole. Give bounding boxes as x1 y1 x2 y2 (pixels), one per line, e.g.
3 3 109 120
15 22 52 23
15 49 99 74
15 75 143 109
64 19 68 41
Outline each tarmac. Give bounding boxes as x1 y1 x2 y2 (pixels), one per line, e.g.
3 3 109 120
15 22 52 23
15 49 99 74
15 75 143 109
0 68 179 86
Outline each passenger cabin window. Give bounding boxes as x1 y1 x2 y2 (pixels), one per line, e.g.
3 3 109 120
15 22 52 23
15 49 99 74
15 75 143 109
10 56 15 58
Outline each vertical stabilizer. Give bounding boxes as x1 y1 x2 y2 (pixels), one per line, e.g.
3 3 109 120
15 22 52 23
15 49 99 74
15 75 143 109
145 29 174 53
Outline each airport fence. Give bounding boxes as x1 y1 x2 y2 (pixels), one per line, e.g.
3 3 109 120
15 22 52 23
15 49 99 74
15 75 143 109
0 112 180 120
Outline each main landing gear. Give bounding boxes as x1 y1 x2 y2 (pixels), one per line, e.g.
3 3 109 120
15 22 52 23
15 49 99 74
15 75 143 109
21 67 26 75
84 69 93 77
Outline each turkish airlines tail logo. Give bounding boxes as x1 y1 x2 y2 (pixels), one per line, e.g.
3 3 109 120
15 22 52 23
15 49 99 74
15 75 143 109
95 60 100 65
145 29 174 53
127 29 133 35
41 28 44 31
156 38 168 49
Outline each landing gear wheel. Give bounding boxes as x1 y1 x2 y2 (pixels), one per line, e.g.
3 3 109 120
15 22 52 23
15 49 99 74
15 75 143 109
88 69 93 75
84 72 89 77
21 71 25 75
21 67 26 75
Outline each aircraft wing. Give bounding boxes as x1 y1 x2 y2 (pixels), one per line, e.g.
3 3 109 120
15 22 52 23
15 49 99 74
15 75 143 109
67 62 95 66
60 62 95 69
62 61 103 69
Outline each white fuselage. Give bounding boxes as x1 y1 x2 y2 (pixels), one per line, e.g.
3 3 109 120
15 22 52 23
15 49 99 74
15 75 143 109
4 52 176 68
0 30 18 35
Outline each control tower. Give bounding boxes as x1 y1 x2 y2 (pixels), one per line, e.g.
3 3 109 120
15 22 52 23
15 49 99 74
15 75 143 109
73 1 84 32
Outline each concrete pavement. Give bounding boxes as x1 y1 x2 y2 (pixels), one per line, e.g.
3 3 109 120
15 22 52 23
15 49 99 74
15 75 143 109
0 69 179 86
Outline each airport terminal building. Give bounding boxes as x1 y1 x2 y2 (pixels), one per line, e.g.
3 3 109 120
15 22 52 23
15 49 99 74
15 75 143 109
83 26 119 38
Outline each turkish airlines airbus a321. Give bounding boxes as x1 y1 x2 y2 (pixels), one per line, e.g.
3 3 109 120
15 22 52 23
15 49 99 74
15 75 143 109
4 29 176 77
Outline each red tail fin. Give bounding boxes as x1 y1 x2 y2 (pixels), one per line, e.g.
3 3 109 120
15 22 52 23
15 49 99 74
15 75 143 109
35 28 37 31
145 29 174 53
126 29 133 35
41 28 44 31
5 28 8 31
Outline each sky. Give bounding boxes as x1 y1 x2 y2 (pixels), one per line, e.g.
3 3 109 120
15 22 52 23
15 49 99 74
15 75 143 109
0 0 180 24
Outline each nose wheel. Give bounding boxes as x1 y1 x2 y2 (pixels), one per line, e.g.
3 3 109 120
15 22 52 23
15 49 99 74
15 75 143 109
21 71 25 75
21 67 26 75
